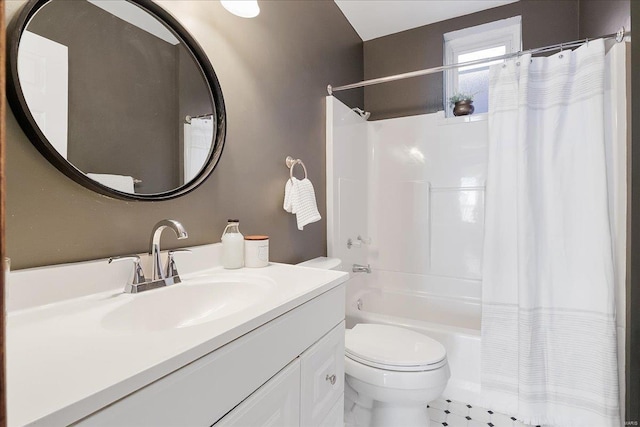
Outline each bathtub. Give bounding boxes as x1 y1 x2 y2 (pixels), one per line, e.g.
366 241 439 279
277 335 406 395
345 276 483 407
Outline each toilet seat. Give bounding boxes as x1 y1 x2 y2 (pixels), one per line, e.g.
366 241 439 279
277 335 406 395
345 324 447 372
346 352 448 372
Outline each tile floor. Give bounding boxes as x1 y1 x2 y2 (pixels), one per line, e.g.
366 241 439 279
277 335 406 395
428 398 539 427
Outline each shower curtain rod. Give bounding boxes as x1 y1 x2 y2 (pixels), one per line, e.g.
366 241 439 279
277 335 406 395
327 27 629 95
184 113 213 124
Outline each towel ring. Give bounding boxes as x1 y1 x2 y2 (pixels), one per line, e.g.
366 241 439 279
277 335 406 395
286 156 308 180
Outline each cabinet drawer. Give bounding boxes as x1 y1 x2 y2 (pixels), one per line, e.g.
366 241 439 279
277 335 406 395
215 359 300 427
300 321 345 427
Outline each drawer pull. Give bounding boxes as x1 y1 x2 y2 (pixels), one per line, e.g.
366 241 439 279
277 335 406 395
325 374 337 385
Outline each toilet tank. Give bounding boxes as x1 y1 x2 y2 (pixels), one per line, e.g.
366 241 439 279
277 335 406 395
297 257 342 270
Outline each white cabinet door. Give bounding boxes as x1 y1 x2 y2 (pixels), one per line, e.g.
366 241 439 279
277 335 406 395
319 395 344 427
300 322 345 427
216 359 300 427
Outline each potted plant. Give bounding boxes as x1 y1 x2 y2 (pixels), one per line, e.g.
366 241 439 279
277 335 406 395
449 92 475 116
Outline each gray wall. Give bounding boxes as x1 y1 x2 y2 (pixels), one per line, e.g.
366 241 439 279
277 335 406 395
26 0 184 194
5 0 363 269
579 0 630 39
363 0 631 121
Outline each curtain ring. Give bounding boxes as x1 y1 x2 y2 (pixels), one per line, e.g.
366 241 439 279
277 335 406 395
559 43 564 59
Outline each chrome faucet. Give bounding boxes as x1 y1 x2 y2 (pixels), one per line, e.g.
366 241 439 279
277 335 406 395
352 263 371 274
150 219 188 282
108 219 190 294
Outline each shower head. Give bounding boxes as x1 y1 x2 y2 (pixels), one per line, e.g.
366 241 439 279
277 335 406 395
352 107 371 121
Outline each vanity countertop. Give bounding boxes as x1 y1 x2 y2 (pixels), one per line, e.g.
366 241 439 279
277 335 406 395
6 263 348 426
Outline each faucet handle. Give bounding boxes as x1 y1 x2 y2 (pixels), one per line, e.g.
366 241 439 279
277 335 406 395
166 249 192 282
109 255 147 285
168 249 192 255
357 235 372 245
347 235 372 249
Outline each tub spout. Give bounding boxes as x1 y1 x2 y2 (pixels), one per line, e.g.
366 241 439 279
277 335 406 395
353 263 371 274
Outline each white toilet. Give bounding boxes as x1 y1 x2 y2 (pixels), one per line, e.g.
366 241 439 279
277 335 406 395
344 323 450 427
297 257 451 427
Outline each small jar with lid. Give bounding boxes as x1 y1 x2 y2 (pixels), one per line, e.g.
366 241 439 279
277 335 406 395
244 235 269 268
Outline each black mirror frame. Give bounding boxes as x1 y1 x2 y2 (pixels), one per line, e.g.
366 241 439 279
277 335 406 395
6 0 226 201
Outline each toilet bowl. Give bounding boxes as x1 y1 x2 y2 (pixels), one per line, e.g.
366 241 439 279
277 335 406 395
344 323 450 427
297 257 451 427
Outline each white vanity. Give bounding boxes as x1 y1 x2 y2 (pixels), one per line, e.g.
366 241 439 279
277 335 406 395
6 243 348 426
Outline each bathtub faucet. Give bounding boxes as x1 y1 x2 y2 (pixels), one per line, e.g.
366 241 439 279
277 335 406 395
352 263 371 274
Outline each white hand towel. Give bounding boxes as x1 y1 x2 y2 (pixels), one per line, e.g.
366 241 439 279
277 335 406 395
283 178 295 213
291 178 321 230
87 173 135 193
283 177 321 230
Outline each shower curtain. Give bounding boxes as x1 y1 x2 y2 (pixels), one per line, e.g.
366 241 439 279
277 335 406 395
481 38 620 426
184 117 214 182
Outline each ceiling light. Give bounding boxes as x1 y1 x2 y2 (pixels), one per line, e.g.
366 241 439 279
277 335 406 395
220 0 260 18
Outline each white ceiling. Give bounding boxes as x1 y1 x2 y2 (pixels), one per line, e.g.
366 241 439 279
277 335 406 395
334 0 520 41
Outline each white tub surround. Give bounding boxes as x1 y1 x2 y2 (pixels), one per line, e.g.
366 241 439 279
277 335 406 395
326 95 370 274
327 96 487 405
6 243 348 426
327 96 488 295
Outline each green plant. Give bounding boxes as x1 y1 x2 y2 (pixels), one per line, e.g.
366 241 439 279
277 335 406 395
449 92 475 107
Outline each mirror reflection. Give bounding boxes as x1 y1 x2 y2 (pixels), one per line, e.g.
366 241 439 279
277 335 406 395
18 0 215 195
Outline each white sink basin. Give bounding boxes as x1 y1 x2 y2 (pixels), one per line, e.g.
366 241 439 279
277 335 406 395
101 274 276 331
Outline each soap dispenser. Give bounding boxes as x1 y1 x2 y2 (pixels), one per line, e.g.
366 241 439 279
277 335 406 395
221 219 244 269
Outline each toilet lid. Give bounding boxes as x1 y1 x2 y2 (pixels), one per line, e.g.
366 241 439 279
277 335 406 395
345 324 446 371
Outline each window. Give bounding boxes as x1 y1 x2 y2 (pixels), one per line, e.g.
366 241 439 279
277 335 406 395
444 17 522 116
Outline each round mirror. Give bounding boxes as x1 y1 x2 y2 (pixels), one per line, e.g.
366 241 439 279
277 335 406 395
7 0 226 200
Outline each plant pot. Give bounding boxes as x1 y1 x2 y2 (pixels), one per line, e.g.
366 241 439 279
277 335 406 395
453 100 474 116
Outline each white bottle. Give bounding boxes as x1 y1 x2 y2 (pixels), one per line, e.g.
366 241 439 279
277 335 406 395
221 219 244 269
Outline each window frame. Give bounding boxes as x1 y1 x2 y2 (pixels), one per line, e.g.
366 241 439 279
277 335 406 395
443 16 522 116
